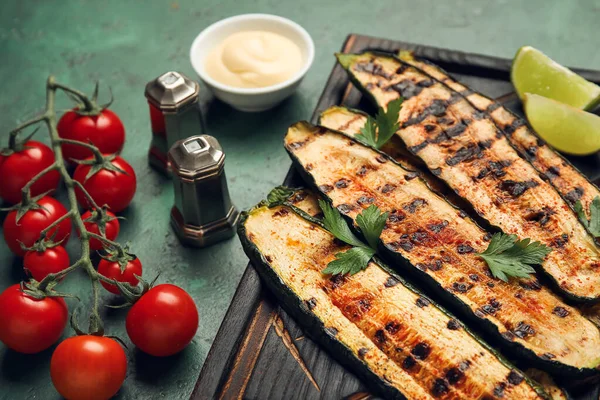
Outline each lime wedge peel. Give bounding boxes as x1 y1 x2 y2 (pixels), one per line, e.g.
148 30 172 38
524 93 600 156
512 46 600 111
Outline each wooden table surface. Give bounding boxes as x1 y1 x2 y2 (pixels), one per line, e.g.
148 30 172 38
1 1 599 399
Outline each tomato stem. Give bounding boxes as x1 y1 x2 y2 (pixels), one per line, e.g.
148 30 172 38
72 180 102 211
57 138 105 164
37 259 83 291
19 164 59 204
9 75 131 335
87 231 121 249
50 81 99 114
8 115 46 150
38 210 74 239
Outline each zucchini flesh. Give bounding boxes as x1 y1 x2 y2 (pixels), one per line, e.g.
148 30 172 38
240 202 548 399
337 52 600 301
398 50 600 224
286 187 322 217
319 106 469 211
319 107 445 195
320 100 600 335
284 121 600 375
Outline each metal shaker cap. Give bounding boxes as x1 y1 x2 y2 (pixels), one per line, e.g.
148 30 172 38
169 135 224 179
145 71 199 111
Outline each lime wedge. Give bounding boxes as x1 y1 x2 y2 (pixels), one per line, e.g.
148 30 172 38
524 93 600 156
512 46 600 110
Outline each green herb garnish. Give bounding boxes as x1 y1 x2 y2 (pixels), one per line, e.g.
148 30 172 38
478 233 551 282
356 204 389 249
319 200 388 276
322 247 376 276
574 196 600 237
355 98 403 149
265 186 295 207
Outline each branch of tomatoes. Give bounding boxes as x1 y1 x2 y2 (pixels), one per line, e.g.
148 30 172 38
0 76 199 399
3 76 135 331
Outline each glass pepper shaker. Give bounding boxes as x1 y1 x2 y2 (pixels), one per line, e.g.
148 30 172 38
167 135 239 247
145 71 203 175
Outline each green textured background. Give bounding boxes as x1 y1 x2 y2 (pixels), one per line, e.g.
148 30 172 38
0 0 599 399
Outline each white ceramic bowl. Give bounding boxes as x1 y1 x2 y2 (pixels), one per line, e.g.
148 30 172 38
190 14 315 112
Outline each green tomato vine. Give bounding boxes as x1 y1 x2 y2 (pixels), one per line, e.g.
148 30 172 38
7 76 137 336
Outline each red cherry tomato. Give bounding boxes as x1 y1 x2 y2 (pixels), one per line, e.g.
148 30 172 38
24 245 70 281
51 335 127 400
0 141 60 204
81 210 120 251
98 257 142 294
126 284 198 356
3 196 71 256
57 108 125 163
73 156 136 213
0 284 68 353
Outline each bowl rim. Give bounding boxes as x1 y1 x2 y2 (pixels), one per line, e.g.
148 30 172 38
189 13 315 95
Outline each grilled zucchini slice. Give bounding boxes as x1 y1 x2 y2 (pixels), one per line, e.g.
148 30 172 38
240 200 549 399
524 369 568 400
337 51 600 302
319 107 440 191
284 121 600 376
319 106 469 211
397 50 600 225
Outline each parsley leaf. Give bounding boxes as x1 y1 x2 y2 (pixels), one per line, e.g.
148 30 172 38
355 98 403 149
478 233 551 282
266 186 295 207
356 204 389 249
322 247 376 276
318 201 388 276
575 196 600 237
319 199 364 248
375 97 403 147
355 116 378 147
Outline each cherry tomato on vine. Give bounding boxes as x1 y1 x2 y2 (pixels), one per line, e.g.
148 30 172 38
98 257 142 294
73 156 136 213
51 335 127 400
23 245 70 282
81 209 120 251
126 284 198 356
3 196 71 256
0 141 60 205
0 284 68 354
57 108 125 163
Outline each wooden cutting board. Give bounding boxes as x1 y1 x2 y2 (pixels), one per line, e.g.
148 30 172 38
191 34 600 400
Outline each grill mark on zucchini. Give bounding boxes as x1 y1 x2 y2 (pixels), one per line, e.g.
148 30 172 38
445 144 483 166
318 107 600 328
498 180 539 198
319 106 600 340
397 51 600 231
318 106 468 213
338 52 600 301
285 121 600 375
241 203 548 399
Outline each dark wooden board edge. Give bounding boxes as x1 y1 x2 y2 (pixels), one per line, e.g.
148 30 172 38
191 34 600 400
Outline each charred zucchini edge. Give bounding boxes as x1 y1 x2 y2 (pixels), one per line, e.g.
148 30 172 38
238 199 549 399
336 50 600 304
397 49 600 243
284 121 600 376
